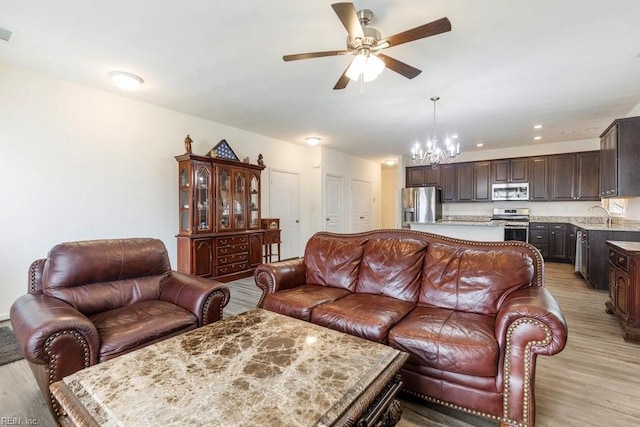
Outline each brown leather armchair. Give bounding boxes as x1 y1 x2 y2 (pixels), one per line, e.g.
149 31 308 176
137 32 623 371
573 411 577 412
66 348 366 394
10 238 230 418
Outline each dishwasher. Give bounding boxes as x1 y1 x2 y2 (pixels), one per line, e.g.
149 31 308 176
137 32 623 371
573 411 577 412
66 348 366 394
575 229 589 279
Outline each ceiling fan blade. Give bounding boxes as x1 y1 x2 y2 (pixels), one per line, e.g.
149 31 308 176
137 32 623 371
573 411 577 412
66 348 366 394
377 54 422 79
331 3 364 39
382 17 451 48
333 60 353 90
283 50 348 61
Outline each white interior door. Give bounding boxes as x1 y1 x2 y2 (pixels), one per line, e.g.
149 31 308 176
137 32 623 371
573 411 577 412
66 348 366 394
350 180 371 232
325 174 343 232
270 170 300 259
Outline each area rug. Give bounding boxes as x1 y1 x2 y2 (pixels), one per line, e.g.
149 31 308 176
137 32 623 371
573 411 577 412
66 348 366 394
0 326 24 366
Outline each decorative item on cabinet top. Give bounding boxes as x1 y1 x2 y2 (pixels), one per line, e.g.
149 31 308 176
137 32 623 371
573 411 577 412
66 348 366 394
208 139 239 161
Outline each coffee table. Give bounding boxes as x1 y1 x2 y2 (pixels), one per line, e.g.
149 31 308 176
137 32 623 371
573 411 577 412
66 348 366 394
50 308 408 426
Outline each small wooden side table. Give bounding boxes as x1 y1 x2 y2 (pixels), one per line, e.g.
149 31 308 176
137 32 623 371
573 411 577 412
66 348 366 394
261 218 281 263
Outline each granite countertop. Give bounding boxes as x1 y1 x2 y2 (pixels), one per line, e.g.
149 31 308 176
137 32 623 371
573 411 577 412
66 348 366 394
429 215 640 232
606 241 640 252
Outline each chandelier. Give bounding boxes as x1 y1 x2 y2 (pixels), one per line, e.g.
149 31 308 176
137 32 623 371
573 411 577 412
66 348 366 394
411 97 460 168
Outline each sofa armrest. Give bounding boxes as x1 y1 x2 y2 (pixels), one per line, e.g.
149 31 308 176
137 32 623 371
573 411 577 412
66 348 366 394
9 293 100 367
254 258 306 306
495 287 568 426
160 271 230 325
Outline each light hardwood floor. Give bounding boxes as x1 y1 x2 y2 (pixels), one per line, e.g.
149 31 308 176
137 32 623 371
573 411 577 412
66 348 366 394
1 262 639 426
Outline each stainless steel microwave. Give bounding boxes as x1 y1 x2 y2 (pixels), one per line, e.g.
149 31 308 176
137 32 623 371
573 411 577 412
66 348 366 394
492 183 529 201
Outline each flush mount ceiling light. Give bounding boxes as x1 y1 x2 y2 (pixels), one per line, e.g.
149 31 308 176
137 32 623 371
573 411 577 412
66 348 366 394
533 124 543 129
305 137 321 146
384 159 397 166
108 71 143 91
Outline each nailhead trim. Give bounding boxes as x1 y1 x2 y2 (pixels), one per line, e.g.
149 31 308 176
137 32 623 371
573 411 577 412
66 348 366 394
502 317 552 427
403 389 502 422
254 270 275 307
201 289 229 325
44 330 91 417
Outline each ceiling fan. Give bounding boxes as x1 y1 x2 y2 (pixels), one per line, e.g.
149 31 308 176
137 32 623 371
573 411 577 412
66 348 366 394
283 2 452 90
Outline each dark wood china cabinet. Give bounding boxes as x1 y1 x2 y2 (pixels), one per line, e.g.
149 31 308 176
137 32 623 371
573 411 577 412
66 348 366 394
176 154 265 281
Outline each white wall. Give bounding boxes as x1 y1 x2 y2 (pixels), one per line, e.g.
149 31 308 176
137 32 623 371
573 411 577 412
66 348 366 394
0 63 381 319
381 167 399 228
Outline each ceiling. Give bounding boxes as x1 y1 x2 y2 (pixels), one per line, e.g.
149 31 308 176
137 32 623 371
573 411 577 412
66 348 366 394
2 1 640 164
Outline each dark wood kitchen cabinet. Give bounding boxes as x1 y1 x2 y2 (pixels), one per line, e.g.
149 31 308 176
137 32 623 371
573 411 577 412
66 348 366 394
606 241 640 343
406 165 440 187
528 156 549 201
549 151 600 201
492 158 528 183
530 223 567 261
440 164 456 202
600 116 640 198
567 225 577 264
456 161 491 202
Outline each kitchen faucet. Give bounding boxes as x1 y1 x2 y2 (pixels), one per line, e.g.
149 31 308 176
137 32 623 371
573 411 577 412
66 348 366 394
589 205 612 227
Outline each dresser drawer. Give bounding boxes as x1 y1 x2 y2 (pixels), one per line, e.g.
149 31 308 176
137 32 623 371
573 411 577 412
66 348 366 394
216 261 249 276
609 249 628 270
216 243 249 256
217 252 249 266
215 235 248 247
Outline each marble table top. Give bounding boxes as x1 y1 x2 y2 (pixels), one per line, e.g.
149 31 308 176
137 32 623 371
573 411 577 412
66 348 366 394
51 309 407 427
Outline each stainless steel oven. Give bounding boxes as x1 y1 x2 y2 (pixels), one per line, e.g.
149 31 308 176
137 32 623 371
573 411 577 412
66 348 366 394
491 208 530 242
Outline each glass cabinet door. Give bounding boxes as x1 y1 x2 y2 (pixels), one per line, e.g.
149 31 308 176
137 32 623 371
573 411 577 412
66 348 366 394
179 165 191 233
233 169 246 230
195 165 212 232
249 172 260 229
218 168 231 230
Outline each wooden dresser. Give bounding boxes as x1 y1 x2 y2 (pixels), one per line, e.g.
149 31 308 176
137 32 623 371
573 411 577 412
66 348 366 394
606 240 640 343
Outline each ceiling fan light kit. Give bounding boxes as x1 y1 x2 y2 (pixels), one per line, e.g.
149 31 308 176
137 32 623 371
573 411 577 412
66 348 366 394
411 97 461 169
282 2 451 90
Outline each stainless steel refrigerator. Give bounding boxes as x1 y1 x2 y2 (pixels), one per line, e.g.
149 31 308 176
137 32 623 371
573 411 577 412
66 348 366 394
401 187 442 225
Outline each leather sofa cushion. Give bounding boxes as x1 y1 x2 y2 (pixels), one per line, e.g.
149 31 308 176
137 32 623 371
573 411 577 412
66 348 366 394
420 243 534 315
356 238 427 302
260 284 351 321
389 305 498 377
91 300 197 362
310 293 415 343
43 239 172 314
303 236 367 291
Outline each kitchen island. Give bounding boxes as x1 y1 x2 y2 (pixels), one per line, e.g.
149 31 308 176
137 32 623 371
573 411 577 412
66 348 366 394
409 220 505 241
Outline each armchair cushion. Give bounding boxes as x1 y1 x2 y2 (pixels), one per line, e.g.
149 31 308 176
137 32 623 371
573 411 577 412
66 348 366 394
90 300 197 362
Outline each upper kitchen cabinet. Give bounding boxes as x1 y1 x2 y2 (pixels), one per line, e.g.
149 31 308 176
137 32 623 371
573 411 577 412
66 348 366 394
529 156 550 201
600 116 640 198
492 158 528 183
406 165 440 187
457 161 491 202
549 151 600 201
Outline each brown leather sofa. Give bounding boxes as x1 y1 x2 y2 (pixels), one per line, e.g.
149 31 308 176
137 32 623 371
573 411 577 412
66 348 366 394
10 238 230 418
254 230 567 427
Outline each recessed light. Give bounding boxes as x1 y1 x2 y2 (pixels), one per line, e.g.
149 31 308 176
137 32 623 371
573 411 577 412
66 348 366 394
560 130 575 136
305 137 321 146
476 143 484 147
108 71 143 91
534 136 542 141
585 127 600 132
451 134 459 139
533 124 543 129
